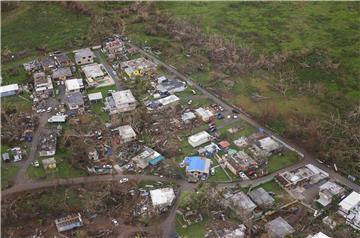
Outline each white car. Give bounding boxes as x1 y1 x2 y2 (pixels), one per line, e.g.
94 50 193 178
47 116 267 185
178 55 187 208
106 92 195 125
111 219 119 226
47 107 52 112
32 160 40 167
192 90 197 95
187 100 193 105
119 178 129 184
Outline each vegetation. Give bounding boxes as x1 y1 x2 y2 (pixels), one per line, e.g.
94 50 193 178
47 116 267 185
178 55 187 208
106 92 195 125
176 214 208 238
267 151 300 173
1 163 20 190
253 179 292 205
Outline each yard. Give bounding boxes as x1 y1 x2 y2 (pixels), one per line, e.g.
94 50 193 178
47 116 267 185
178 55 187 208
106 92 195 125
176 214 209 238
267 151 300 173
253 179 293 205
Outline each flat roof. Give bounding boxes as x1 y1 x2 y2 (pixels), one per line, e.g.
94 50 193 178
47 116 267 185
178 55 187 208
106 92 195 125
88 92 103 101
112 89 136 105
150 187 176 207
339 191 360 211
82 63 105 78
65 79 81 91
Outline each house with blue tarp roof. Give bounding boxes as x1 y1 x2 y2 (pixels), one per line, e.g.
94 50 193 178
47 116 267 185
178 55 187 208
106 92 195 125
183 156 211 179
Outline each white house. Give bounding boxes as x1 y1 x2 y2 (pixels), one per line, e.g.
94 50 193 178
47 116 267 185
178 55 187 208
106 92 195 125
195 107 214 122
65 79 84 93
0 84 19 97
150 187 176 209
339 191 360 217
112 125 137 143
188 131 211 148
104 90 137 114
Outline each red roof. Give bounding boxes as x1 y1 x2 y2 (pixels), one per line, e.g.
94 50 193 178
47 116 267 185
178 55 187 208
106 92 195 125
219 140 231 148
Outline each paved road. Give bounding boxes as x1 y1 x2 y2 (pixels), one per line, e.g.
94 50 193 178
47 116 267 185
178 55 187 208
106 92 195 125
94 50 124 91
127 42 360 193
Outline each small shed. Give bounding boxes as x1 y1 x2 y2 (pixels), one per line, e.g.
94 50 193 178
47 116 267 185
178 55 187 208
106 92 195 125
88 92 103 102
2 153 10 162
248 187 275 208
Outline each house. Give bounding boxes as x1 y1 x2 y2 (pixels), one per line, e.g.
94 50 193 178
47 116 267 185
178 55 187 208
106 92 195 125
132 147 164 169
104 90 137 114
2 153 10 162
228 191 257 216
33 72 53 96
0 84 19 97
195 107 214 122
11 147 23 162
183 156 211 179
42 157 56 169
265 217 295 238
222 225 246 238
74 48 95 65
234 136 248 148
223 150 257 176
65 78 84 93
88 92 103 102
198 143 220 157
147 95 180 111
54 53 72 67
40 57 56 71
112 125 137 143
52 67 72 81
317 181 345 207
55 213 83 232
188 131 211 148
306 232 331 238
276 164 329 188
156 76 187 94
65 92 84 112
81 63 114 87
150 187 176 210
39 132 57 157
339 191 360 216
248 187 275 208
257 137 283 155
104 39 124 54
182 111 196 124
120 57 157 77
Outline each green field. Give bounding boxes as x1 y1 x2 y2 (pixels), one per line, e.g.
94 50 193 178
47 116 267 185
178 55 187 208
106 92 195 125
1 163 20 190
267 151 300 173
176 214 208 238
253 179 293 205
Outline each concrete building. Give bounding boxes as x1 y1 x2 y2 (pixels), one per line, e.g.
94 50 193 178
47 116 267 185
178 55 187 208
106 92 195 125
40 57 56 71
81 63 114 87
120 57 157 77
55 213 83 232
183 156 211 179
54 53 72 67
276 164 329 188
265 217 295 238
195 107 214 122
104 90 137 114
65 78 84 93
104 39 124 54
74 48 95 65
150 187 176 209
317 181 345 207
132 147 164 169
39 132 57 157
52 67 72 81
42 157 56 169
228 191 257 216
249 187 275 208
147 95 180 111
188 131 211 148
112 125 137 143
338 191 360 230
223 150 257 176
34 72 53 96
65 92 84 112
257 137 283 155
0 84 19 97
48 115 67 123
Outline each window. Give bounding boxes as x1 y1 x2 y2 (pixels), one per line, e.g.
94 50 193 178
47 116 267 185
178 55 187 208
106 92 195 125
88 56 92 58
82 57 86 59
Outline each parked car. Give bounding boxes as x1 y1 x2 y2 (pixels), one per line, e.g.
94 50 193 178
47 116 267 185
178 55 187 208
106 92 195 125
232 108 240 114
216 113 224 120
191 90 197 95
32 160 40 167
47 107 52 112
111 219 119 226
187 100 193 105
119 178 129 184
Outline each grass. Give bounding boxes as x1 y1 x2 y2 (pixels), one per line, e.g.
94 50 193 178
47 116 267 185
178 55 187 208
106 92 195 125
267 151 300 173
87 84 117 96
1 94 33 113
90 101 109 122
1 163 20 190
176 214 208 238
27 148 86 180
2 2 91 54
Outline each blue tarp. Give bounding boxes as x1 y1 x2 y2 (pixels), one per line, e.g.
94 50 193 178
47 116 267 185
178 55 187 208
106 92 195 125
185 156 206 172
149 155 165 166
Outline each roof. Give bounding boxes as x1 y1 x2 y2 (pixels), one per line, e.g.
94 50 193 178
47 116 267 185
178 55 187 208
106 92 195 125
188 131 211 147
219 140 231 148
265 216 295 238
82 63 105 79
157 95 179 106
52 67 72 78
55 213 83 232
182 111 196 122
150 187 176 207
54 53 70 63
229 191 257 213
48 115 67 123
2 153 10 161
156 78 186 93
320 181 344 196
249 187 275 207
88 92 103 101
149 155 165 166
74 48 94 58
258 137 282 152
33 72 47 84
65 92 84 107
112 90 136 106
0 84 19 93
308 232 331 238
116 125 136 138
195 107 214 119
339 191 360 211
184 156 211 173
65 79 81 91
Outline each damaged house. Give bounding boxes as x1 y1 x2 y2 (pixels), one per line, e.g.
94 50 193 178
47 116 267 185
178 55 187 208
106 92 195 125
74 48 95 65
39 131 57 157
112 125 137 143
227 191 257 216
150 187 176 211
120 57 157 77
132 147 165 169
65 92 85 113
33 72 53 96
52 67 72 81
223 150 258 176
147 95 180 111
265 216 295 238
54 53 72 67
81 63 114 87
40 57 56 71
317 181 345 207
55 213 83 233
256 137 283 155
248 187 275 209
195 107 214 122
156 76 187 94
